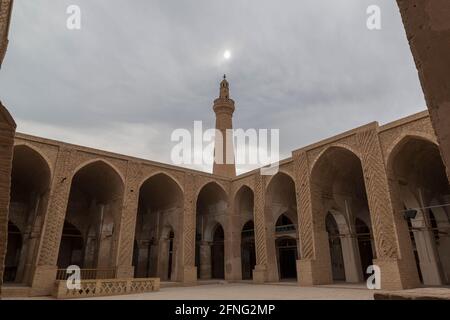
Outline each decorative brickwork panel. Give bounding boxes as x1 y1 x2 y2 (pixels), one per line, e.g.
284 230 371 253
356 129 399 259
182 173 196 267
116 161 142 268
293 152 315 260
254 174 267 266
37 147 77 266
379 117 437 162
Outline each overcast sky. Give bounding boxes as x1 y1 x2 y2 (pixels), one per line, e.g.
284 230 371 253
0 0 425 174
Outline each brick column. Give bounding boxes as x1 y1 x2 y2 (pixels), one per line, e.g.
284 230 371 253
396 0 450 181
180 173 196 284
0 102 16 296
293 151 333 286
252 174 269 283
115 161 141 278
30 147 75 296
356 128 420 290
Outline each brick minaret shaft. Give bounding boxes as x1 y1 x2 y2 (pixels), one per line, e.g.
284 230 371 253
213 75 236 177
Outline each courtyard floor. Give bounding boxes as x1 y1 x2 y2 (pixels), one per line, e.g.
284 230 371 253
81 282 375 300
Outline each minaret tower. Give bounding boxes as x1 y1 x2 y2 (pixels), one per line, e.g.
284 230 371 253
213 75 236 177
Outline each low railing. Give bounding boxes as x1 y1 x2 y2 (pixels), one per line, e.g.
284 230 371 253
56 268 116 281
53 278 160 299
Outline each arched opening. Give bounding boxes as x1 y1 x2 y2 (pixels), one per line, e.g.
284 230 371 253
265 172 299 282
241 221 256 280
388 137 450 285
211 224 225 279
57 161 124 274
4 145 51 284
235 186 255 280
195 182 228 280
275 215 298 280
133 173 183 281
311 147 375 283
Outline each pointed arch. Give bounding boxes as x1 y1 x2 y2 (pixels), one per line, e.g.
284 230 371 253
72 158 125 186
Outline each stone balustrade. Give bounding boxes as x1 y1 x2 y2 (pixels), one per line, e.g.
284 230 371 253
53 278 160 299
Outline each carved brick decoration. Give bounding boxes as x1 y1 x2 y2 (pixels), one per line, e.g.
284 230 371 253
36 147 76 266
292 151 314 260
253 174 267 266
182 173 196 268
356 128 399 259
116 161 141 271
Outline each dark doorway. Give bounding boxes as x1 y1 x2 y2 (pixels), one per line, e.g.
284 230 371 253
241 221 256 280
326 213 345 281
355 218 374 280
211 225 225 279
3 222 22 283
57 221 84 269
276 237 298 280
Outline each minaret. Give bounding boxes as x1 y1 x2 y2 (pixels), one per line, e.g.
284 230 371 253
213 75 236 177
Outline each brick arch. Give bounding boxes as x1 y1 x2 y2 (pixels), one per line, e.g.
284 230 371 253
204 221 224 242
310 144 362 176
12 142 54 181
385 133 439 171
265 171 296 193
72 158 126 186
195 180 229 202
231 182 254 200
138 171 184 194
233 184 254 204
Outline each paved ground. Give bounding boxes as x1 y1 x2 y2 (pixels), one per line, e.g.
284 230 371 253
81 282 375 300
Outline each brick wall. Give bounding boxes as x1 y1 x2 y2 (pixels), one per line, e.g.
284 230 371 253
0 102 16 296
396 0 450 180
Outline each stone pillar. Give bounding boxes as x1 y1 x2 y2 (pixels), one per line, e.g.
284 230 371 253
396 0 450 182
0 102 16 295
180 173 197 284
199 241 212 279
411 216 443 285
29 147 75 296
114 161 140 279
252 174 269 283
293 151 333 286
340 234 363 283
356 127 420 290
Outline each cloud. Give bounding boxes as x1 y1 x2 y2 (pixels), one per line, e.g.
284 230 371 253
0 0 425 174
